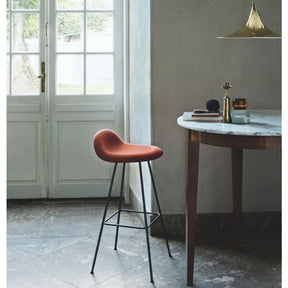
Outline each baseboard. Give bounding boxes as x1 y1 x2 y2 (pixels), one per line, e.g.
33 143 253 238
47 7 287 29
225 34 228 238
150 212 281 240
129 186 143 213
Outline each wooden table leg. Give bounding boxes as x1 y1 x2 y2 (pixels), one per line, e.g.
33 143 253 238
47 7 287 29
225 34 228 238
186 129 200 286
231 148 243 248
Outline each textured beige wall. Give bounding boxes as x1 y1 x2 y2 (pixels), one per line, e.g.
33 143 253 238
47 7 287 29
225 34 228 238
150 0 281 214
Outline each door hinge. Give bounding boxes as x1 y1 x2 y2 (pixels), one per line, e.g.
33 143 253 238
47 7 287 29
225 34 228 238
45 23 48 47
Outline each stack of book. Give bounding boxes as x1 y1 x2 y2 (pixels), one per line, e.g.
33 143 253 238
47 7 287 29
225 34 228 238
183 109 223 122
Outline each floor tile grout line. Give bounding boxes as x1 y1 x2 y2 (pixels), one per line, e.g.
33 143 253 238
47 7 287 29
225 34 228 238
54 239 175 287
8 234 86 239
7 237 93 265
85 239 182 288
7 235 91 240
54 276 80 288
87 265 143 288
85 246 179 288
8 235 183 265
8 236 175 286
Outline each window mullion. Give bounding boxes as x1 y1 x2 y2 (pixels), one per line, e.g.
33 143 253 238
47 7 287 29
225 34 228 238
8 7 12 96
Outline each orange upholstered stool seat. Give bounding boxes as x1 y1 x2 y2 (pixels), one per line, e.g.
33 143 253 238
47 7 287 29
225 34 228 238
93 129 163 163
90 129 171 283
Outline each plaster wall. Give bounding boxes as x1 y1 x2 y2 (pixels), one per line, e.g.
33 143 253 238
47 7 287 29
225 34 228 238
129 0 152 210
150 0 281 214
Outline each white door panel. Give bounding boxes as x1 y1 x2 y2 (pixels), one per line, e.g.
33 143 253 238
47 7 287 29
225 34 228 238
57 122 112 180
7 123 39 181
52 121 115 198
7 102 47 198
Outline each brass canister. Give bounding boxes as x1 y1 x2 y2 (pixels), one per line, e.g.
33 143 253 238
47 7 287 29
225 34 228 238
222 82 232 123
223 96 232 123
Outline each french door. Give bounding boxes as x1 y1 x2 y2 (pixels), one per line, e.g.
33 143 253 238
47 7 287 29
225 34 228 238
7 0 124 199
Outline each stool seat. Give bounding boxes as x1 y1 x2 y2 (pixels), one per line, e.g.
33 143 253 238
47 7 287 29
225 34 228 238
94 129 163 163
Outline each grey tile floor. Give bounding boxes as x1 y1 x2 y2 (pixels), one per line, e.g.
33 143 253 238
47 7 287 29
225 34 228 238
7 200 281 288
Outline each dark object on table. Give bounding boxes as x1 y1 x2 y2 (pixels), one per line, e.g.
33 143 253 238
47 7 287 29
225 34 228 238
206 99 220 112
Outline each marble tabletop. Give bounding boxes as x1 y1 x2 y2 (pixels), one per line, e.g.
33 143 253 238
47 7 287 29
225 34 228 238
177 110 281 136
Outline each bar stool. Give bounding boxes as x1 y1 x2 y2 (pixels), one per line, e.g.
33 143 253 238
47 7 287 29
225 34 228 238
90 129 172 283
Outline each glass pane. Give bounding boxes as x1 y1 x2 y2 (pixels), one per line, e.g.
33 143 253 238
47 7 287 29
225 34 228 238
12 55 39 95
7 14 10 52
86 13 113 52
57 0 83 10
57 13 83 52
86 55 113 94
7 56 10 95
57 55 83 94
7 0 10 9
87 0 113 10
13 0 39 10
12 13 39 52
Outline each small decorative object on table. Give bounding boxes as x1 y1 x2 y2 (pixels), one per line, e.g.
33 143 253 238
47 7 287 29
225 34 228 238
231 98 250 124
182 110 223 121
183 99 222 122
206 99 220 112
222 82 232 123
182 99 223 122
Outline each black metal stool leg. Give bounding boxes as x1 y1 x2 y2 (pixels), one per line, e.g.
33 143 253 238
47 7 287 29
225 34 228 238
139 162 154 283
114 162 126 250
148 161 172 257
90 163 118 274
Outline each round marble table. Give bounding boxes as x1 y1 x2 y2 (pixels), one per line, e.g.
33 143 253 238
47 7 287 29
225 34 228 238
177 110 281 286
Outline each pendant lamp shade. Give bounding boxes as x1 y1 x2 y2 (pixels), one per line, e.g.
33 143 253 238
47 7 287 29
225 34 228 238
218 0 281 39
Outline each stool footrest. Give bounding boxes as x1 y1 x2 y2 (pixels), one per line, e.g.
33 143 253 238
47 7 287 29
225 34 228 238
104 209 161 230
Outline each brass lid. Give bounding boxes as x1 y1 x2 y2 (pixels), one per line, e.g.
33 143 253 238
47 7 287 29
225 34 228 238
233 98 248 109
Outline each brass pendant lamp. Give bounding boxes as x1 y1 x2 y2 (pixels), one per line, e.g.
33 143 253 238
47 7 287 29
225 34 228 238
218 0 281 39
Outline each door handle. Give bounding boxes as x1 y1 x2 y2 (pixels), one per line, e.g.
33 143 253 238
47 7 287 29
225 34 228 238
37 62 46 92
37 73 45 79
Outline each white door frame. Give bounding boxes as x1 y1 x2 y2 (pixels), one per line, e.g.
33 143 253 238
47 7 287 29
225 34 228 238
123 0 130 203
